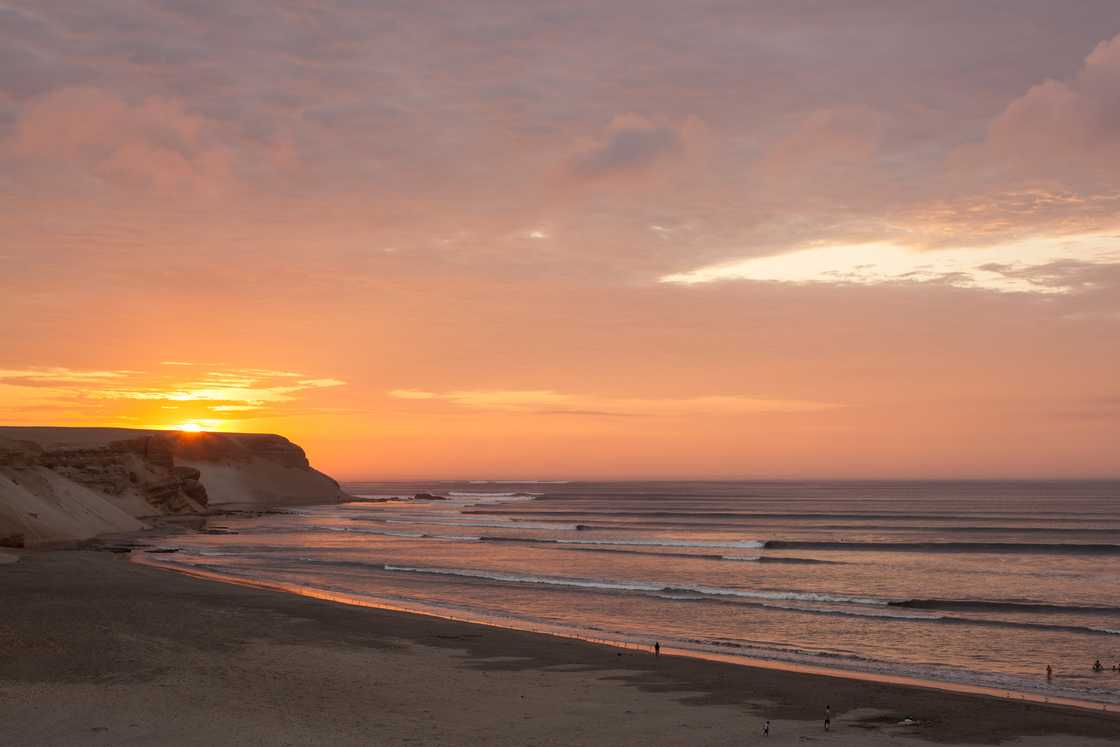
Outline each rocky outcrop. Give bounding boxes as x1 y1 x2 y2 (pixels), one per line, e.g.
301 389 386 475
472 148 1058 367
113 435 176 470
1 435 210 515
242 435 311 469
0 427 345 546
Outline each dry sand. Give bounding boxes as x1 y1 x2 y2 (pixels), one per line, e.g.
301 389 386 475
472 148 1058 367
1 551 1117 746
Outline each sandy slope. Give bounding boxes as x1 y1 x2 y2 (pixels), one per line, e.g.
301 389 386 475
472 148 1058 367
179 457 347 507
0 468 146 544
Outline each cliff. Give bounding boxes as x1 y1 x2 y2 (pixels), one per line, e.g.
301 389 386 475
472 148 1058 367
0 427 345 547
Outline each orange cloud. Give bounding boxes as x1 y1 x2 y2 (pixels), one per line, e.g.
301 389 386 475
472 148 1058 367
4 88 233 196
0 365 345 430
388 388 840 416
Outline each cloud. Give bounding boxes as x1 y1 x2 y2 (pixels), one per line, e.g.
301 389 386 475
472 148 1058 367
0 84 306 201
953 32 1120 187
660 234 1120 294
297 378 347 388
389 388 838 416
0 367 133 384
570 115 682 177
758 106 882 180
1 86 236 197
0 365 346 427
388 389 438 400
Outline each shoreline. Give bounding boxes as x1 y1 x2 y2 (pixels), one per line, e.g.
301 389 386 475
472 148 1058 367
132 550 1120 716
2 549 1118 745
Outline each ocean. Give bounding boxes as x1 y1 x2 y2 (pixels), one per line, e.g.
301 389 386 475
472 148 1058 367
137 480 1120 707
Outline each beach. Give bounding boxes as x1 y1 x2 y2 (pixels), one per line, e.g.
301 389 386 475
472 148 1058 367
2 550 1117 746
143 481 1120 709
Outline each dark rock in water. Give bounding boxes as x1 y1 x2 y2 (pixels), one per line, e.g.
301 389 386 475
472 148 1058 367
0 533 25 548
575 524 592 531
145 548 180 554
413 493 448 501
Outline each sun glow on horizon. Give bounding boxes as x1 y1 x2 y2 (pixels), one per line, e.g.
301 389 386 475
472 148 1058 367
0 365 346 434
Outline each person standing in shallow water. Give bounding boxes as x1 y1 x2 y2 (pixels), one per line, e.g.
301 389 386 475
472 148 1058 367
1046 664 1052 680
654 641 660 657
824 705 831 731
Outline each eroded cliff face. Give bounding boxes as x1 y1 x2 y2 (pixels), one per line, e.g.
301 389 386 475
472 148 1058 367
0 428 344 547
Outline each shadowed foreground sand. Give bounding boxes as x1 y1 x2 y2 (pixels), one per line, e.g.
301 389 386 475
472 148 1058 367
1 551 1117 746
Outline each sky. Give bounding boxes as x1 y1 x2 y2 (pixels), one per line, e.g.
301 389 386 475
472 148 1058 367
1 1 1118 479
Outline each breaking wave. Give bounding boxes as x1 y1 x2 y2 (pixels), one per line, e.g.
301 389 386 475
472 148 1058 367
381 564 886 605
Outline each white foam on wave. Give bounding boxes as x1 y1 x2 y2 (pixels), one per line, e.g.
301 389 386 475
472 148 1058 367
689 585 889 606
468 480 570 484
381 564 890 606
761 603 943 621
448 491 527 498
385 518 577 531
351 493 412 500
465 481 568 488
319 526 485 542
320 526 425 538
554 538 766 550
385 565 663 592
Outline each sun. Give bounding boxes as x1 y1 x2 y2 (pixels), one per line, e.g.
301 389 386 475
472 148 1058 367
177 423 204 433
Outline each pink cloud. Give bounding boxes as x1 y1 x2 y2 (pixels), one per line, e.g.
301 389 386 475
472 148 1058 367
3 87 283 199
955 33 1120 184
759 106 883 180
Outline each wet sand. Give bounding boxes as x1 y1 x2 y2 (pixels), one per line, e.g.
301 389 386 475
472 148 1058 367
1 551 1117 746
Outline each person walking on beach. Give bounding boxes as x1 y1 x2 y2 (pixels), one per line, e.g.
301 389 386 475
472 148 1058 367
1046 664 1052 680
762 720 770 736
824 704 831 731
654 641 660 657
